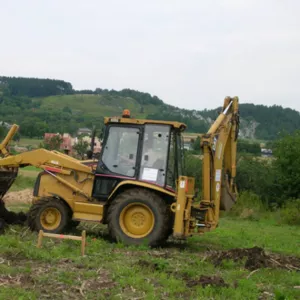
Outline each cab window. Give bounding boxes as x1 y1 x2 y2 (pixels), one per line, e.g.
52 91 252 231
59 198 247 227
101 126 140 177
139 124 170 186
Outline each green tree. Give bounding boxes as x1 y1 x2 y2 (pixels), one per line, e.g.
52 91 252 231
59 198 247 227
73 138 89 159
0 126 6 139
43 135 63 151
273 130 300 201
20 118 48 138
236 155 277 205
184 152 202 191
237 140 261 155
191 136 201 151
62 106 72 114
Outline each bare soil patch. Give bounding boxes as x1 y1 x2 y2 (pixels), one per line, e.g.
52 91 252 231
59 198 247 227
209 246 300 271
2 189 33 205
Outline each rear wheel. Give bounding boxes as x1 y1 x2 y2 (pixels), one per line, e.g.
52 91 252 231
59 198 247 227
28 197 70 233
107 189 169 246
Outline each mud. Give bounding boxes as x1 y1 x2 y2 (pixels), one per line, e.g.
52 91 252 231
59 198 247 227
209 246 300 271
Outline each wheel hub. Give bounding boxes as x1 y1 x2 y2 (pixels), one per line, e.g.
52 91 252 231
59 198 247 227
40 207 61 230
120 203 154 238
131 212 145 227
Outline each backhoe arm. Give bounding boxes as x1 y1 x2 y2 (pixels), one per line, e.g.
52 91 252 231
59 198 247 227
200 96 239 229
173 97 239 238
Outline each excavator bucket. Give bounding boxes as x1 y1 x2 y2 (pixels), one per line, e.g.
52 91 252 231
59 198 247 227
220 175 237 211
0 168 18 199
0 126 27 229
0 167 26 224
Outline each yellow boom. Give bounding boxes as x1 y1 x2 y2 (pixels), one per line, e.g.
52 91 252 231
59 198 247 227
173 96 239 237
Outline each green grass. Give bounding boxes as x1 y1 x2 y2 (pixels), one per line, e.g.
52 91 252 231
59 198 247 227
22 166 41 171
2 175 300 299
9 175 36 191
7 167 40 191
12 138 42 147
35 94 159 119
0 214 299 299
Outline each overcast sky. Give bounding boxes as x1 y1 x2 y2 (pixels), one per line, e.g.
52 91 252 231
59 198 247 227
1 0 299 111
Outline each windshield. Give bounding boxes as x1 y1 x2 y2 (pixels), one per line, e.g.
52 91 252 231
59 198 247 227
101 126 140 177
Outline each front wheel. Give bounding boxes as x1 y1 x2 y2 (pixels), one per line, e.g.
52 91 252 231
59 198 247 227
107 189 169 246
28 197 70 233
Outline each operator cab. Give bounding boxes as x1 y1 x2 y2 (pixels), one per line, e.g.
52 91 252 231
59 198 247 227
92 110 186 200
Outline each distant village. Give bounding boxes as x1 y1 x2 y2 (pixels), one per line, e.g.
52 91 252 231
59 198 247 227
2 122 272 157
44 127 102 156
1 122 102 157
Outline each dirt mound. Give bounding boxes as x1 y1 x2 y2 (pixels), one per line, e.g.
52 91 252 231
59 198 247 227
2 189 33 205
210 246 300 271
186 275 229 288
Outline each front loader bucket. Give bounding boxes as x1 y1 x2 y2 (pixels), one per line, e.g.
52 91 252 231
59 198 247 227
0 168 18 199
0 167 27 226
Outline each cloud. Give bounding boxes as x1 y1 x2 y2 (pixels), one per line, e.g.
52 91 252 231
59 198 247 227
0 0 299 111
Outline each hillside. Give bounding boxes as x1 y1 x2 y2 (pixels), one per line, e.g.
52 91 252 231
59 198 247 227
1 76 300 140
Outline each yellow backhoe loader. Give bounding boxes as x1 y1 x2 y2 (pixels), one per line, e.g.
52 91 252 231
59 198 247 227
0 97 239 246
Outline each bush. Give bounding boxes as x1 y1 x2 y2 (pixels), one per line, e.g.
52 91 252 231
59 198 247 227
278 199 300 225
228 191 266 221
236 155 279 206
273 131 300 200
184 153 202 193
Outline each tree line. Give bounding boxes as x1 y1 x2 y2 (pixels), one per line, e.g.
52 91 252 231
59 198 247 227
1 76 300 140
185 130 300 216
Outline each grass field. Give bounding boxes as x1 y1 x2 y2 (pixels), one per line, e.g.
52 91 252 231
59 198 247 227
1 205 299 299
12 138 42 147
35 94 159 119
2 170 300 299
9 167 40 192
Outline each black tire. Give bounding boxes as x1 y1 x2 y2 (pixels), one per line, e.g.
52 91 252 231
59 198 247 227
28 197 70 233
107 188 169 247
66 220 81 230
166 211 175 238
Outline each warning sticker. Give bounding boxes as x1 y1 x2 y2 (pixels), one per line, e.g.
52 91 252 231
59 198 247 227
216 182 220 192
179 180 185 188
215 169 221 182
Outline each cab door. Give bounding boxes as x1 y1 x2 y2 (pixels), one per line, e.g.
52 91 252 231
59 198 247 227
139 124 171 187
92 125 141 200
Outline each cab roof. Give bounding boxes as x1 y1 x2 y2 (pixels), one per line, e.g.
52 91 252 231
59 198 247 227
104 116 187 131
